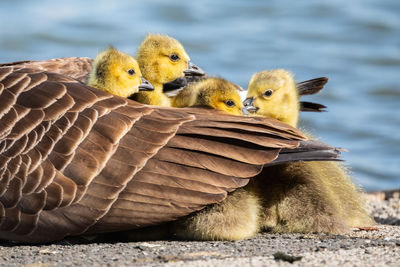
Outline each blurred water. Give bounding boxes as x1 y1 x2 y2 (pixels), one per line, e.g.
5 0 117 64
0 0 399 191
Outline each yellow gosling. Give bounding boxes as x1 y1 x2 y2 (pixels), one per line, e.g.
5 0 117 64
245 69 300 127
244 69 374 233
88 47 153 97
134 34 204 106
172 77 243 115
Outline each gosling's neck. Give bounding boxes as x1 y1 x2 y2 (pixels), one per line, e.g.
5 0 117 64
282 83 300 127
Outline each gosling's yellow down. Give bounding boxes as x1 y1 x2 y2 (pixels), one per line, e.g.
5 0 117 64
172 77 243 115
132 34 205 106
244 69 300 127
87 47 154 97
0 65 345 243
244 69 374 233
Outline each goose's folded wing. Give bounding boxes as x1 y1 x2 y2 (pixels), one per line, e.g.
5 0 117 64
0 67 329 243
88 108 306 233
0 57 93 83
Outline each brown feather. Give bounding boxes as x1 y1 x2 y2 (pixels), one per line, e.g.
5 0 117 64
18 190 47 214
0 67 13 82
0 57 93 83
0 177 22 208
43 182 63 210
0 207 21 231
11 212 39 236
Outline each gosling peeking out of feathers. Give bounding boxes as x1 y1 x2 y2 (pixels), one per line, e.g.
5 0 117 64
172 77 244 115
87 47 153 97
133 34 205 106
245 69 300 127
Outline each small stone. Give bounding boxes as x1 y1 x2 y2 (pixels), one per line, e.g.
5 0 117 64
273 251 302 263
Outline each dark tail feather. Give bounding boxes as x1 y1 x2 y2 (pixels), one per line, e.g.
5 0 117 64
265 140 346 167
296 77 329 96
300 101 327 112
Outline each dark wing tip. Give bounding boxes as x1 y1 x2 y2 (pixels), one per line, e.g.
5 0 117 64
297 77 329 96
300 101 327 112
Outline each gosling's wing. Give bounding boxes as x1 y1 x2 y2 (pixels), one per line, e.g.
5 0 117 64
0 66 311 243
296 77 328 96
0 57 93 83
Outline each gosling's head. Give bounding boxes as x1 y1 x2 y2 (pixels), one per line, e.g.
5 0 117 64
244 69 300 127
187 77 244 116
88 47 153 98
136 34 205 87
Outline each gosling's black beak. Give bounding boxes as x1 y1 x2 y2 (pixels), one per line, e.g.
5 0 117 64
183 61 206 77
138 77 154 91
243 97 259 114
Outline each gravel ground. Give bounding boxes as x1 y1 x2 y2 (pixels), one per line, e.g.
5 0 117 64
1 190 399 267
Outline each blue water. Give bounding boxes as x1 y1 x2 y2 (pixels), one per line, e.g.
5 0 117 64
0 0 399 191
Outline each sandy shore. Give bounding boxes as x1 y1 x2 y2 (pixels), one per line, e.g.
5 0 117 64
1 190 399 267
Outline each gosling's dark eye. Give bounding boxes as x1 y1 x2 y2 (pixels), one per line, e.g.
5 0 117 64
264 89 273 97
127 69 135 76
225 100 236 107
169 54 180 62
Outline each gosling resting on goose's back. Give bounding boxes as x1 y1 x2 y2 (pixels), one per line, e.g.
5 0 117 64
245 69 300 126
172 77 243 115
87 47 154 97
133 34 205 106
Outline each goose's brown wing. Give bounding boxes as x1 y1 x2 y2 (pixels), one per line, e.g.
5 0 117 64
0 67 321 243
0 57 93 83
